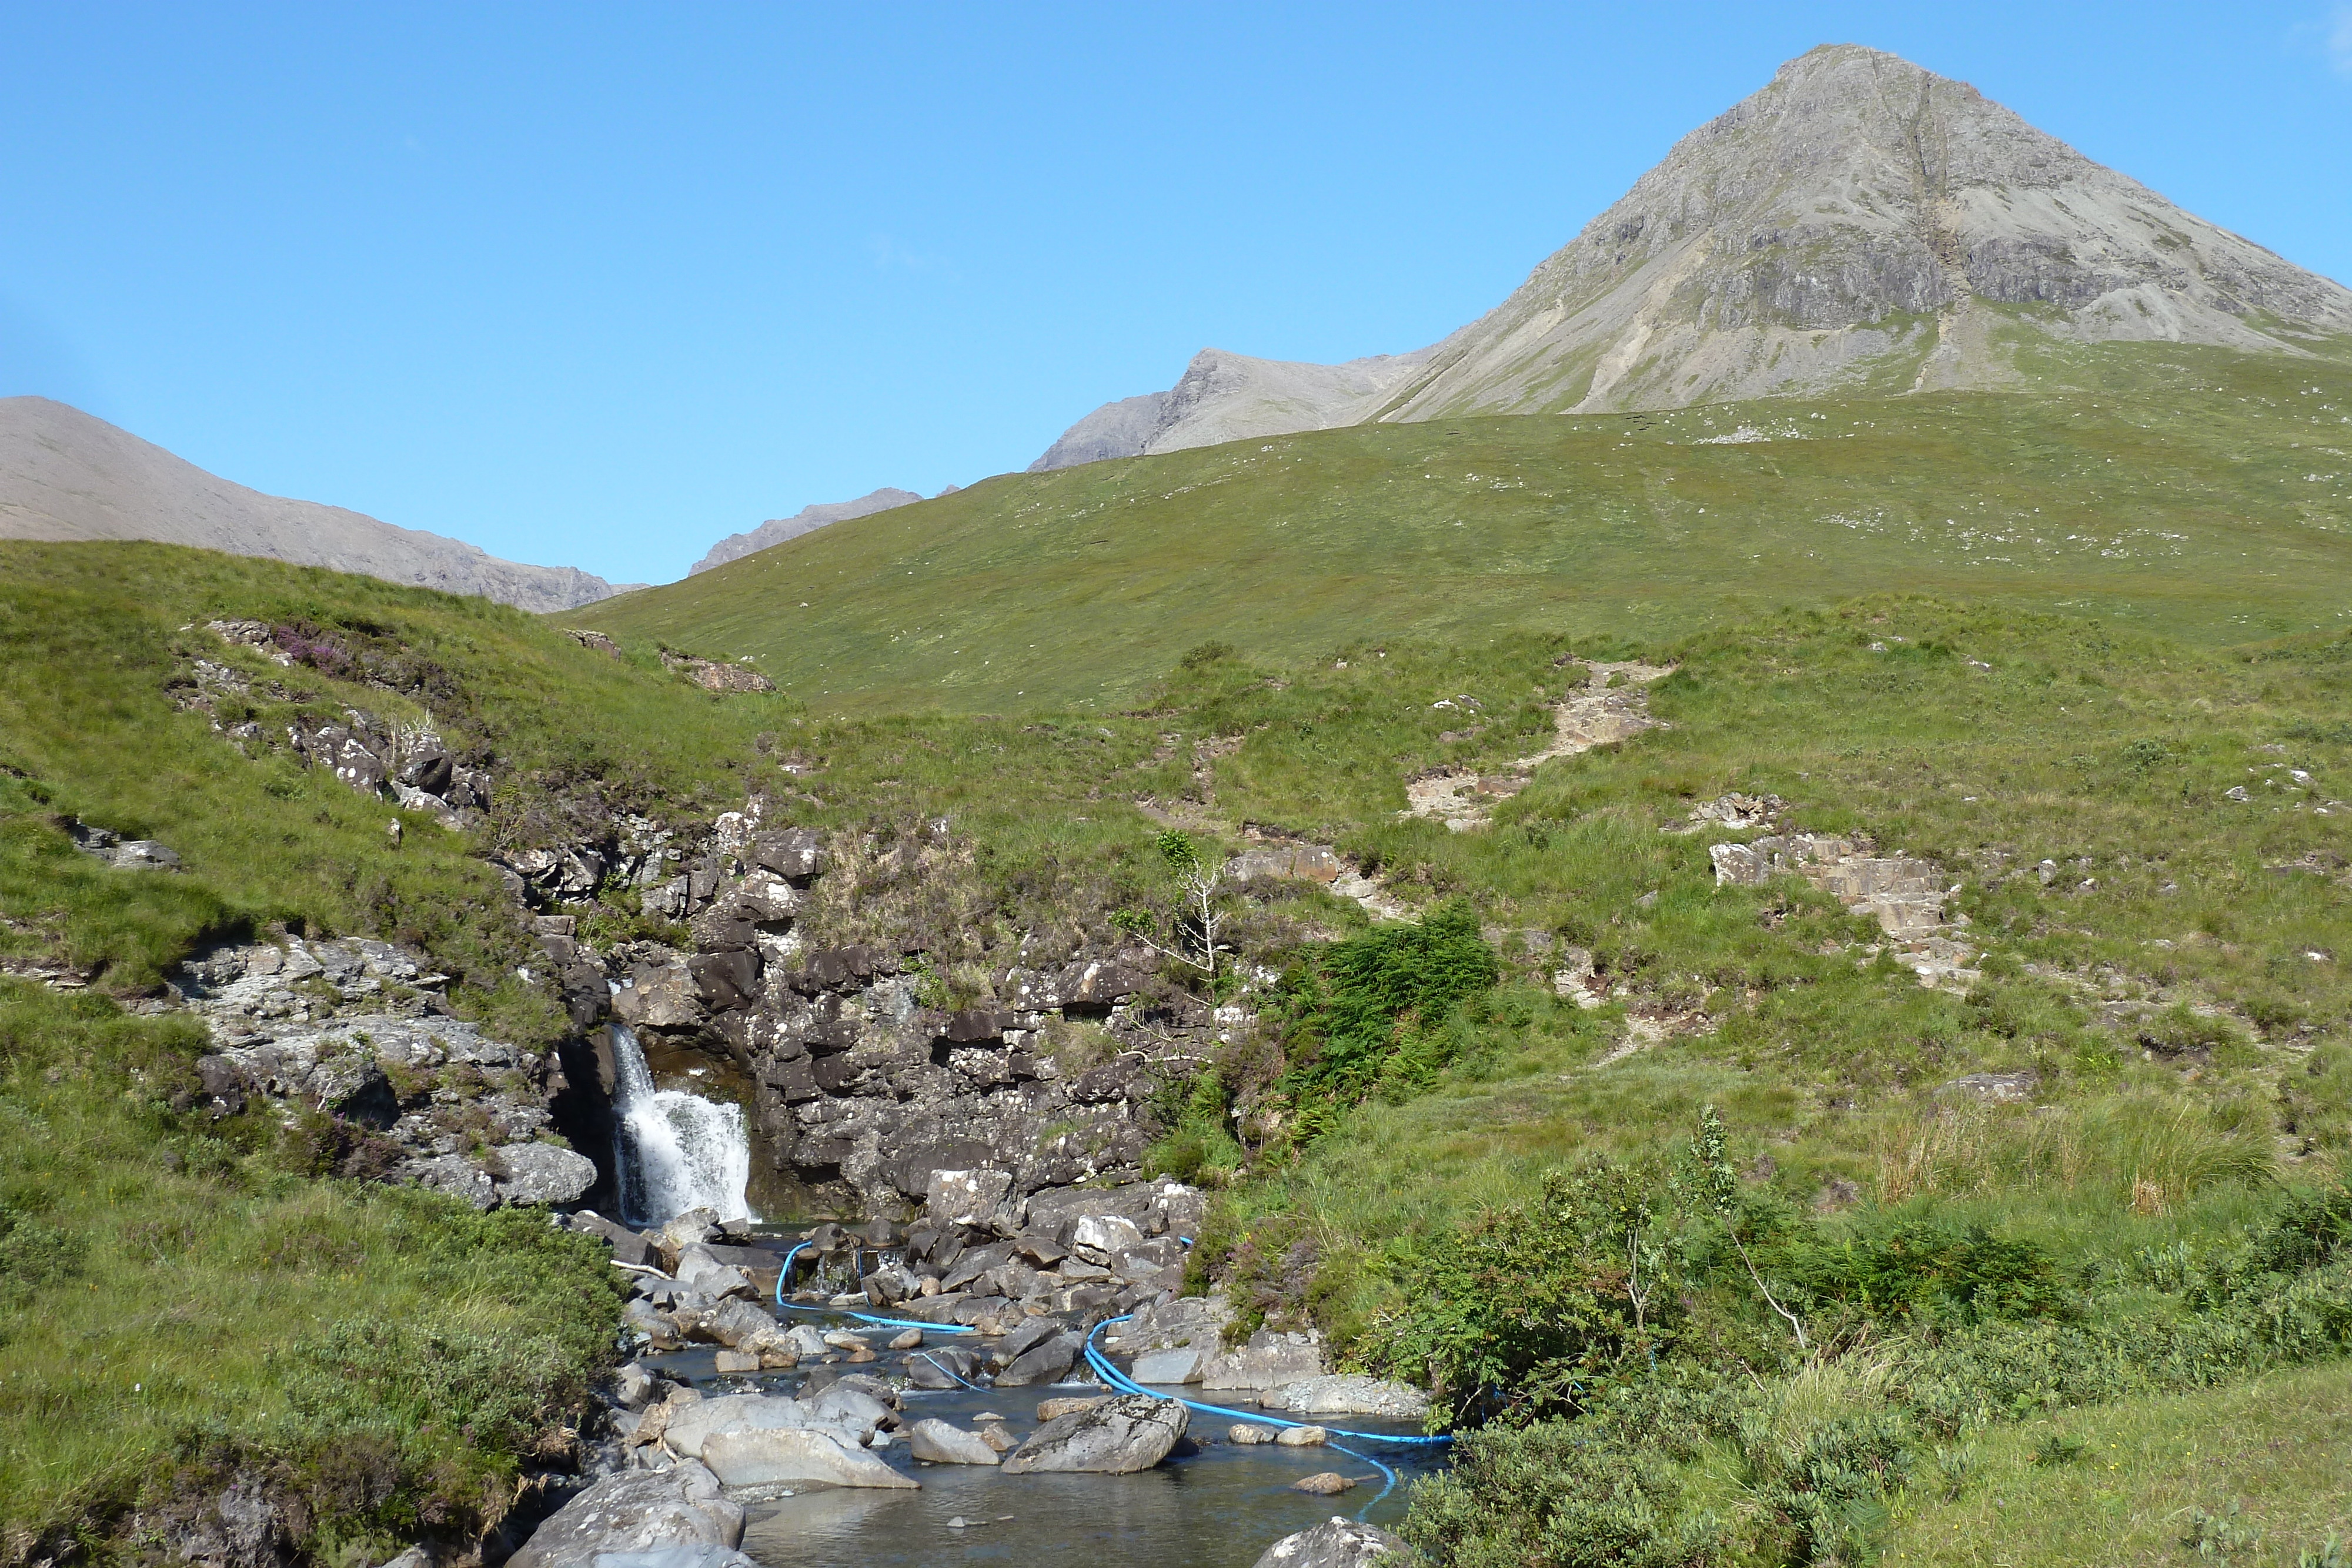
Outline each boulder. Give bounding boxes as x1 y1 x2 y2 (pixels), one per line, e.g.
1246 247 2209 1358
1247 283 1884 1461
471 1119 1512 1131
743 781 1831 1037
803 1383 893 1443
1276 1425 1328 1447
700 1428 918 1491
993 1313 1063 1363
1292 1473 1356 1495
1100 1293 1234 1356
713 1350 760 1374
505 1462 743 1568
1069 1213 1147 1266
1228 1423 1277 1445
904 1346 979 1389
1250 1519 1415 1568
489 1142 598 1206
1001 1393 1188 1475
1035 1395 1107 1422
1265 1375 1429 1419
904 1419 1002 1466
993 1330 1079 1388
927 1168 1017 1231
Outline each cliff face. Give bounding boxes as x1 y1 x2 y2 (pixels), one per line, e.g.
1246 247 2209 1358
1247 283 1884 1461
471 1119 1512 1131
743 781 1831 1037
1031 44 2352 467
0 397 626 611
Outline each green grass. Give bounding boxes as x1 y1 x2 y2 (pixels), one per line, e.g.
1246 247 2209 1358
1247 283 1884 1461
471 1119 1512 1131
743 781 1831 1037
0 981 622 1567
1880 1360 2352 1566
14 376 2352 1566
572 339 2352 713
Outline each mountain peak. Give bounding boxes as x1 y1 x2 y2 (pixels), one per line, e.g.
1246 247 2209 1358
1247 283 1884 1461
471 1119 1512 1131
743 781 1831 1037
1032 45 2352 466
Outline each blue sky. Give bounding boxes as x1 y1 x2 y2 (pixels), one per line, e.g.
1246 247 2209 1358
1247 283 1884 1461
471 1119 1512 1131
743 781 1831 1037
2 3 2348 586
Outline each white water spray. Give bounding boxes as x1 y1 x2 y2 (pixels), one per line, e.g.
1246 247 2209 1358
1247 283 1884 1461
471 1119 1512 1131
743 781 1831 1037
609 1022 756 1226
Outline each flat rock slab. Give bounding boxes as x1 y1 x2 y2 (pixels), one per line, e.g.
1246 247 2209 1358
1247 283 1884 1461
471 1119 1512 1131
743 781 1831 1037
1002 1393 1188 1475
662 1395 826 1459
507 1462 743 1568
1130 1346 1204 1384
1251 1519 1415 1568
1265 1375 1430 1418
906 1418 1001 1466
702 1429 918 1491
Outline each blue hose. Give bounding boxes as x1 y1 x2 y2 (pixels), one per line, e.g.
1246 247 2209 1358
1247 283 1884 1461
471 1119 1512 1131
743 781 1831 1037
770 1240 978 1335
1079 1315 1446 1519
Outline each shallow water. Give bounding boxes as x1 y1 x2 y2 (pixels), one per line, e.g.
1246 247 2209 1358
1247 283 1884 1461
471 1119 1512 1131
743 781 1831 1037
672 1310 1444 1568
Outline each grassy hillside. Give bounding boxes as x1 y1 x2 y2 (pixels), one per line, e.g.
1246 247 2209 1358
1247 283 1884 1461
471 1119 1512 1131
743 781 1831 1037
0 544 795 1564
12 514 2352 1561
574 339 2352 713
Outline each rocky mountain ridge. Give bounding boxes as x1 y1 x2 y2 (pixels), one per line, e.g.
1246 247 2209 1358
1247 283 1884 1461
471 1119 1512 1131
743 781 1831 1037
0 396 632 611
690 486 952 575
1031 43 2352 467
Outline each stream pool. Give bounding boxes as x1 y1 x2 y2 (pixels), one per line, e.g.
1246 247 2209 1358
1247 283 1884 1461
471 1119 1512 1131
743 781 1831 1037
662 1340 1444 1568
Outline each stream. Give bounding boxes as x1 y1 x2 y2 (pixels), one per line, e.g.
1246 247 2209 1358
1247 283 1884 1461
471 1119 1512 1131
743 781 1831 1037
605 1024 1444 1565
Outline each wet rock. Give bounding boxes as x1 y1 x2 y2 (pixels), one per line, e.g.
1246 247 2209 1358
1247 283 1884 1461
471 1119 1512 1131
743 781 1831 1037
713 1349 760 1374
505 1462 743 1568
1292 1473 1356 1495
1249 1518 1415 1568
803 1383 893 1443
904 1346 979 1389
979 1423 1019 1453
1228 1423 1277 1445
1000 1393 1189 1475
906 1419 1002 1466
1263 1375 1428 1419
701 1428 916 1492
992 1330 1081 1387
1034 1395 1109 1422
1276 1425 1328 1447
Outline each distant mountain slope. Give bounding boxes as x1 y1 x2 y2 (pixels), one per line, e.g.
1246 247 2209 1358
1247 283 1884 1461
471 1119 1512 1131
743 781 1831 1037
1027 347 1438 472
573 337 2352 713
1031 44 2352 467
690 487 930 574
0 397 624 612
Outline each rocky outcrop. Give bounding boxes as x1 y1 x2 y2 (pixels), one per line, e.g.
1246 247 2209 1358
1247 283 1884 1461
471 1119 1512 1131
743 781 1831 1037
1262 1375 1429 1419
596 799 1220 1217
66 821 183 870
173 937 593 1208
659 651 776 694
1198 1328 1326 1393
0 396 627 611
1709 829 1977 989
1000 1393 1189 1475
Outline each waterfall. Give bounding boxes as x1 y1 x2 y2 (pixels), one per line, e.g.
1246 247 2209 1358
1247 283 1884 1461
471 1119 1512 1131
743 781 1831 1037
609 1022 757 1226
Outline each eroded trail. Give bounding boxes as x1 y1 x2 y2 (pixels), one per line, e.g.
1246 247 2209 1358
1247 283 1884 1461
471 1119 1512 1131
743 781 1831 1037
1405 661 1675 831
